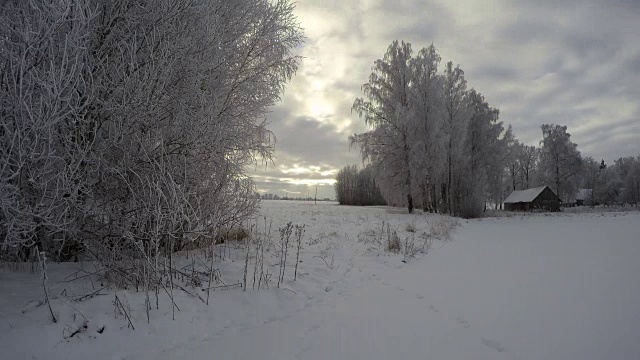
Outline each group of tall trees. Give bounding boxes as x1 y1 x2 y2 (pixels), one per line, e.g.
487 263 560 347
347 41 640 216
349 41 506 217
502 124 583 204
0 0 303 274
504 126 640 208
580 156 640 206
335 165 386 206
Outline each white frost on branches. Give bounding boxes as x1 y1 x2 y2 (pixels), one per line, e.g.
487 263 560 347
350 41 506 218
0 0 303 283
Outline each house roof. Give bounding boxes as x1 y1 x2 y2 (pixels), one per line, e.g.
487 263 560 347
504 186 550 203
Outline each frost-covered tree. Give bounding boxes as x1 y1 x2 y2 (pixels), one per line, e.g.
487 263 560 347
1 0 303 282
334 165 386 206
408 45 443 213
351 41 507 217
518 145 540 189
582 157 603 206
505 141 541 192
506 141 524 191
462 90 502 216
442 61 472 215
615 156 640 206
485 125 516 210
351 41 416 213
0 0 94 257
598 166 623 205
539 124 583 202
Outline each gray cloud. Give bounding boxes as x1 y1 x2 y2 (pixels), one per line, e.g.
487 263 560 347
251 0 640 199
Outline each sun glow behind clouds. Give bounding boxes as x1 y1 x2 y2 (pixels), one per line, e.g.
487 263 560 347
253 164 338 196
283 178 336 186
309 100 333 119
254 174 335 187
280 164 338 177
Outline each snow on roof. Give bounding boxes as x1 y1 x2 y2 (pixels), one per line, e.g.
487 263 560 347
504 186 549 203
575 189 592 201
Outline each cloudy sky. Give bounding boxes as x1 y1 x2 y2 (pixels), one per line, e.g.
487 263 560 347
252 0 640 199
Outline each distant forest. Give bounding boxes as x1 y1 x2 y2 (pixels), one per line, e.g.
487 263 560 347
256 193 333 202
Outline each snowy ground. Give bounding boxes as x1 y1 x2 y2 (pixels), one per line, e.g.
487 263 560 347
1 201 639 359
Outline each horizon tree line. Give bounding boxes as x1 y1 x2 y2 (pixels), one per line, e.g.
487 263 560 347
345 40 640 216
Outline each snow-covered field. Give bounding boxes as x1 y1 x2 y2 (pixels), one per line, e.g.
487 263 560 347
1 201 639 359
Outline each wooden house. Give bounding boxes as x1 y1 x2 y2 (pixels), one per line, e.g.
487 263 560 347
504 186 561 212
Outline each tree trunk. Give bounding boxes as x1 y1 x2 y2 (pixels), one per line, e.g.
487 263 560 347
422 181 429 212
447 142 452 214
555 165 561 202
431 183 437 213
441 184 445 213
402 132 413 214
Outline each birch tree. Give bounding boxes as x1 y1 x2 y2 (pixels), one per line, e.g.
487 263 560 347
615 156 640 206
463 89 502 216
486 125 515 209
442 61 471 215
506 141 524 191
539 124 583 202
351 41 416 213
351 41 505 217
518 145 540 189
582 157 603 207
408 45 444 213
335 165 386 206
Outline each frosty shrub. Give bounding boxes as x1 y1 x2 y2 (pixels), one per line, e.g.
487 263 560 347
0 0 303 291
429 217 459 241
402 234 418 261
216 228 251 244
357 220 391 251
357 229 378 245
386 230 402 253
406 221 417 233
358 220 408 254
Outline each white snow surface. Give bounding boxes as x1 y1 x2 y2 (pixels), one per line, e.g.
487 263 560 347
1 201 640 359
504 186 549 203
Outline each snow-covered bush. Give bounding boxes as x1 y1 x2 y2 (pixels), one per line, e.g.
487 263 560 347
406 221 417 233
428 217 459 241
0 0 303 291
386 230 401 253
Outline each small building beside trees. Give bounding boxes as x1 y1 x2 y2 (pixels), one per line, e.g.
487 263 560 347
575 189 594 206
504 186 561 211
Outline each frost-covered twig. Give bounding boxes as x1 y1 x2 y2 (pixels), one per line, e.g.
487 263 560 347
36 248 57 323
63 320 88 339
313 255 336 269
243 230 251 291
175 284 205 303
278 222 293 287
0 314 13 329
72 286 109 302
202 283 242 291
294 225 305 281
114 294 135 330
